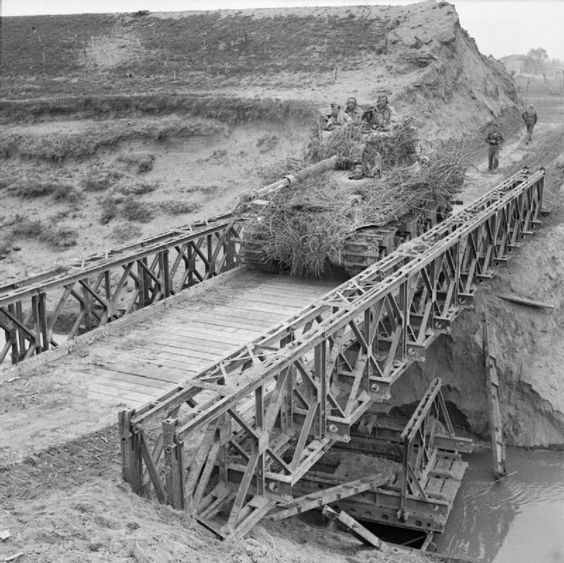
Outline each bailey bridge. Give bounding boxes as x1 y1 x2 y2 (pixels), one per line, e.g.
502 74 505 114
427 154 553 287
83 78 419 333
0 168 545 543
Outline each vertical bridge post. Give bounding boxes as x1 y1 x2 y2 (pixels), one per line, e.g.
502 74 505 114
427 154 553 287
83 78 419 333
482 311 507 478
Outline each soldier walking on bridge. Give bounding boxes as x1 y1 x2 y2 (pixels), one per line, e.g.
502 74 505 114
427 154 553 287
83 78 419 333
521 103 538 145
485 122 504 172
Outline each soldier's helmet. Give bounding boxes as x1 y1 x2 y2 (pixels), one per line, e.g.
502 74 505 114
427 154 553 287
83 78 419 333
346 97 357 108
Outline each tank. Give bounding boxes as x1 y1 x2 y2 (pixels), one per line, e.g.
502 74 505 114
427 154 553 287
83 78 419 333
237 121 463 278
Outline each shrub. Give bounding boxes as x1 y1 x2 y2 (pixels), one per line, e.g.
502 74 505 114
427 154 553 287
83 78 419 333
120 199 155 222
117 180 158 195
53 184 81 203
256 135 279 153
0 240 11 259
43 225 78 248
83 169 123 192
12 216 43 237
12 179 59 198
111 222 141 241
117 152 156 174
99 194 124 224
159 200 199 215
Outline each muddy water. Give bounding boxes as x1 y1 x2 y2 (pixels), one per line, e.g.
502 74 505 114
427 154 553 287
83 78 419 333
435 448 564 563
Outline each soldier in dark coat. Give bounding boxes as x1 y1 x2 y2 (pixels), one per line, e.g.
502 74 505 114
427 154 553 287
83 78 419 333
485 123 504 172
522 104 538 144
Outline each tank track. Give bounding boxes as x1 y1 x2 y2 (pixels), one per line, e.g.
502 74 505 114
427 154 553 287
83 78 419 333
240 224 283 274
342 202 452 277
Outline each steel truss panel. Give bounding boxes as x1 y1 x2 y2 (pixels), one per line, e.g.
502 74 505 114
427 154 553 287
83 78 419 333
0 217 241 366
118 168 543 536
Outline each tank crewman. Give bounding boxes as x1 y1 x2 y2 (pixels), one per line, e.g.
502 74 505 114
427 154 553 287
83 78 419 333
344 96 363 122
325 102 350 131
521 104 538 144
485 122 504 172
363 95 392 130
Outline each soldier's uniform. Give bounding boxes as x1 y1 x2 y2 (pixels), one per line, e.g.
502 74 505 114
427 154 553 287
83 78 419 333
344 97 363 122
522 104 538 144
485 125 504 171
364 96 392 130
325 103 350 131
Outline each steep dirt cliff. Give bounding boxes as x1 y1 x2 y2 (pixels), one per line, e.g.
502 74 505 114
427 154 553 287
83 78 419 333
391 128 564 448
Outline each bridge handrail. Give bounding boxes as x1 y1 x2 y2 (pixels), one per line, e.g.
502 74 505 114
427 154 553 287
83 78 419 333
0 214 235 303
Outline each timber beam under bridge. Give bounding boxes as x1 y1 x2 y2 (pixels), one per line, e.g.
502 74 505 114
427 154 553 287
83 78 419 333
118 167 545 537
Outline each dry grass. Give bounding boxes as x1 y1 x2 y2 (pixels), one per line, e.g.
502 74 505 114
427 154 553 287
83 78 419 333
0 117 224 162
306 120 417 170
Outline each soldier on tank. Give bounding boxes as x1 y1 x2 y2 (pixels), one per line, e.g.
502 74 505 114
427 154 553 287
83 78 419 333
363 95 392 131
324 102 350 131
344 96 363 122
521 104 538 145
485 122 504 172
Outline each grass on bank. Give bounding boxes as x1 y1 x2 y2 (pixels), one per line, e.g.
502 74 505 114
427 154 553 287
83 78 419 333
0 116 225 162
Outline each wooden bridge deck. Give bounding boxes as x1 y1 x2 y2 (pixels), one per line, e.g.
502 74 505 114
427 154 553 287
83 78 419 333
66 271 337 408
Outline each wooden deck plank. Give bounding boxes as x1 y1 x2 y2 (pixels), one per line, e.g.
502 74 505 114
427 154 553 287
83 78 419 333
21 271 339 407
86 367 176 393
89 363 186 386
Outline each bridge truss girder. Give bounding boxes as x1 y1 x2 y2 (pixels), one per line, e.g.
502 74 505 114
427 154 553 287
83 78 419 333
119 168 544 537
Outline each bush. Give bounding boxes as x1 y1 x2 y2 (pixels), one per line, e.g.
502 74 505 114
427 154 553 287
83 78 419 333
117 152 155 174
159 200 199 215
43 225 78 248
0 239 12 259
99 194 124 224
12 216 43 237
12 179 59 198
111 222 141 241
53 184 81 203
83 169 123 192
120 199 155 222
256 135 279 153
117 180 158 195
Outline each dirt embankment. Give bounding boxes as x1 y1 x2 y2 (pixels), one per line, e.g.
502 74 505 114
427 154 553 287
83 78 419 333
391 99 564 448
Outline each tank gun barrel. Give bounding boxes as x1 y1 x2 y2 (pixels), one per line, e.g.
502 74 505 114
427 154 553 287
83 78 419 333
244 155 340 202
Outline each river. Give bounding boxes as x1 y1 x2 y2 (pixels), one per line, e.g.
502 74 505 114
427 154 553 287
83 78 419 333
435 448 564 563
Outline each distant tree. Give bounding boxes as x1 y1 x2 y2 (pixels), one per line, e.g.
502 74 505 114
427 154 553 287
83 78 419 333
524 47 548 74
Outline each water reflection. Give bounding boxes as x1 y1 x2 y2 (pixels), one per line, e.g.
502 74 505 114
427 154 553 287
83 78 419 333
436 448 564 563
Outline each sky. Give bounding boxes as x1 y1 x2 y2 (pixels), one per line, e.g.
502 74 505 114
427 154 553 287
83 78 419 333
2 0 564 61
